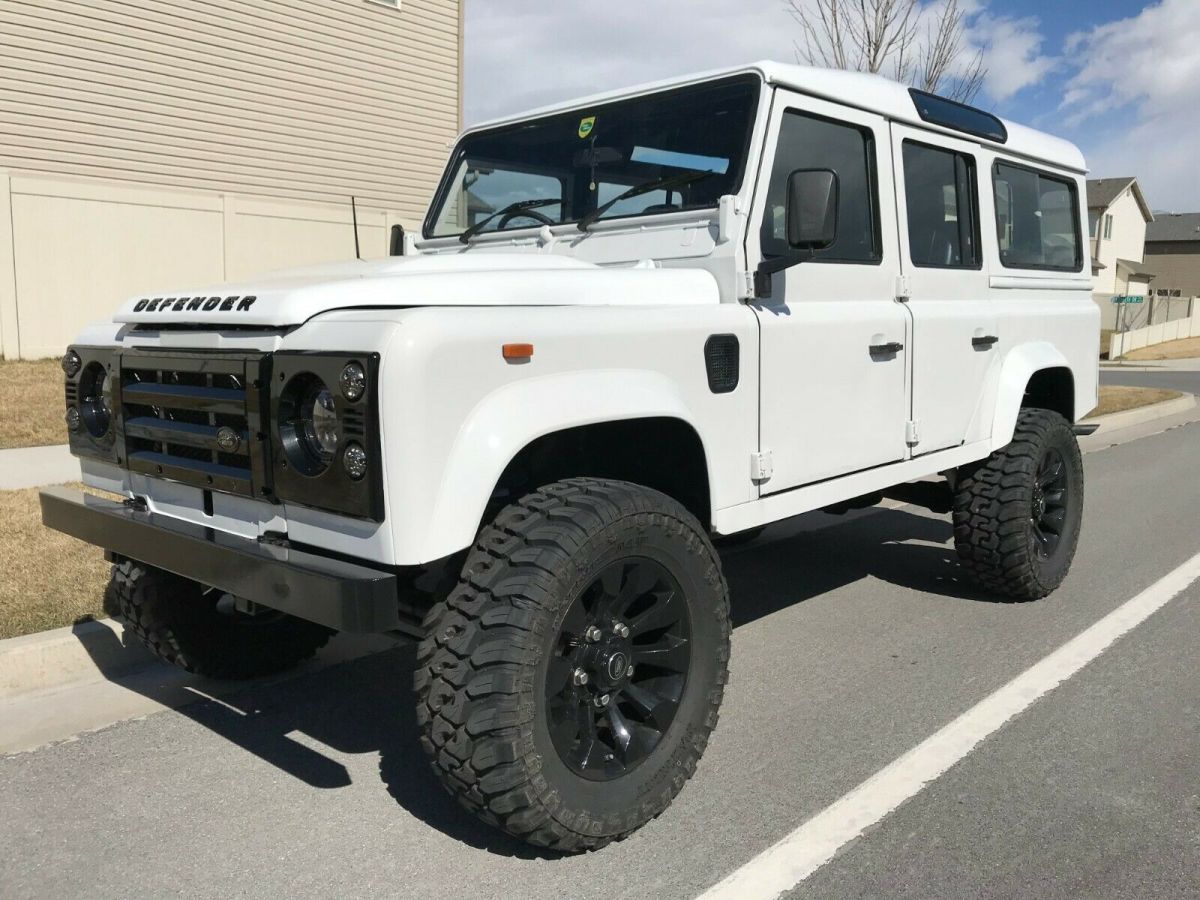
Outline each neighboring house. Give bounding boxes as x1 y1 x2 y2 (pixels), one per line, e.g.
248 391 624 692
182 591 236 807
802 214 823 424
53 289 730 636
1087 177 1155 306
1144 212 1200 299
0 0 462 359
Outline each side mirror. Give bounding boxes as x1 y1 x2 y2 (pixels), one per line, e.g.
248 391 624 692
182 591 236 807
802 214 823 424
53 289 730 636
786 168 838 250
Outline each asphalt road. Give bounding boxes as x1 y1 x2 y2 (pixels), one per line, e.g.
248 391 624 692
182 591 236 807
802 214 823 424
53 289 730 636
1101 363 1200 395
3 418 1200 899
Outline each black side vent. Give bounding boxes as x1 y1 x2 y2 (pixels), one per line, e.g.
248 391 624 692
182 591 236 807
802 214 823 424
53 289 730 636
704 335 740 394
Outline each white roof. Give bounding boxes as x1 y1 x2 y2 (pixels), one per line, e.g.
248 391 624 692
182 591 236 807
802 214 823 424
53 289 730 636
468 60 1087 174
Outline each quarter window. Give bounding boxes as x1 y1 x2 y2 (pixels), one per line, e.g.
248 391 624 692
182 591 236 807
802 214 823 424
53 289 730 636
902 141 980 268
993 162 1081 271
761 111 881 263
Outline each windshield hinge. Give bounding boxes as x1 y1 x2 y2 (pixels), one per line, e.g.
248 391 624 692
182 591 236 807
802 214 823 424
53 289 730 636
895 275 912 303
751 450 774 484
905 420 920 446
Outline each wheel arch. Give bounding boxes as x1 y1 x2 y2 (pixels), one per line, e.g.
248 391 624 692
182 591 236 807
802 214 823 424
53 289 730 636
988 342 1078 449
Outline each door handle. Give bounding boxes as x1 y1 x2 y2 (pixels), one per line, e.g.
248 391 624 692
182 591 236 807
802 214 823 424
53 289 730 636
972 334 999 349
869 341 904 355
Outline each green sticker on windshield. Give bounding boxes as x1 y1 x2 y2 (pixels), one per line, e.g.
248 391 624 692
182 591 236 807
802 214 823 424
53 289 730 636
578 116 595 139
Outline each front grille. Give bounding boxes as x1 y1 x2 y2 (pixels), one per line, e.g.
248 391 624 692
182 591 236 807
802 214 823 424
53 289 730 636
118 350 271 497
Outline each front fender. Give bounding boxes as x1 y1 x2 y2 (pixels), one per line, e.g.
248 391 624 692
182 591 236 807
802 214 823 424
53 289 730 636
416 369 707 564
986 341 1073 450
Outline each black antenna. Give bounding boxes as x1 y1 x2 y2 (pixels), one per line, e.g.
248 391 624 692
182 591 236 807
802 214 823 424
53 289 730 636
351 195 362 260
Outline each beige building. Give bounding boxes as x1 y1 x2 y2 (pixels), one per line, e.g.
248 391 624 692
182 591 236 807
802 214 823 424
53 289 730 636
0 0 462 359
1144 212 1200 300
1087 176 1155 329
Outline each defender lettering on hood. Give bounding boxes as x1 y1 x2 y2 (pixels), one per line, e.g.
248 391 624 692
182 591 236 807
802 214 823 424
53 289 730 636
132 295 257 314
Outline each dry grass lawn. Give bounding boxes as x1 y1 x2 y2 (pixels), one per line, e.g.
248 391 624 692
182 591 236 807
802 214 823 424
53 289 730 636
1122 335 1200 361
0 358 65 449
1087 385 1181 418
0 483 111 640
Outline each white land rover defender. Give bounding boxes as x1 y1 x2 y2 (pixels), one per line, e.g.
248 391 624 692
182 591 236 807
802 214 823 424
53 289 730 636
43 62 1098 851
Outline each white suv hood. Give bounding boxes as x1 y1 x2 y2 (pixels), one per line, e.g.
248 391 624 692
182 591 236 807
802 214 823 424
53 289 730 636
114 253 720 327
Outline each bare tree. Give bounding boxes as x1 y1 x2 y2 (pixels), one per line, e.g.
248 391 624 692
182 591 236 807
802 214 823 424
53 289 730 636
786 0 987 103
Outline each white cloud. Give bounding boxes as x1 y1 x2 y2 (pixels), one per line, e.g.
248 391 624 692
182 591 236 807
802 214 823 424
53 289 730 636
464 0 1057 123
1061 0 1200 210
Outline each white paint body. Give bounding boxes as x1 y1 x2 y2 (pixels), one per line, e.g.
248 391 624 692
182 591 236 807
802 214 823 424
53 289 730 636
75 62 1099 568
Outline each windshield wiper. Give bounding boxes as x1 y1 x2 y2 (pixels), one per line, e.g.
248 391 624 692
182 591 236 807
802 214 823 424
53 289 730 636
458 198 560 244
576 168 716 232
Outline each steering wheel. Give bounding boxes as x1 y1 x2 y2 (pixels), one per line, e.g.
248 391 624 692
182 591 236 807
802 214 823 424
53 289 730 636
497 208 556 230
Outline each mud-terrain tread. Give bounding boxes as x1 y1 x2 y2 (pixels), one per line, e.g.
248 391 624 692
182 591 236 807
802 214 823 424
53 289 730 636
110 560 333 679
952 408 1083 600
415 478 730 853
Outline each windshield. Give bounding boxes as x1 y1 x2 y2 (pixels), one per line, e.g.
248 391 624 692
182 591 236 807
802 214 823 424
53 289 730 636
425 75 761 239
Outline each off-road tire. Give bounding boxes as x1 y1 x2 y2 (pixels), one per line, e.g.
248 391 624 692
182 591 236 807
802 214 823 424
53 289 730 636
414 478 731 852
952 408 1084 600
110 560 334 679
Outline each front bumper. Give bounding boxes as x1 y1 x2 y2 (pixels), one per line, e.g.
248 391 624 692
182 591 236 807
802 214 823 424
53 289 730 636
39 486 400 633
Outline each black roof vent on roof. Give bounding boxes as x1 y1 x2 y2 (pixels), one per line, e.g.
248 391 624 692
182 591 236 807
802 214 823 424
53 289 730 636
909 89 1008 144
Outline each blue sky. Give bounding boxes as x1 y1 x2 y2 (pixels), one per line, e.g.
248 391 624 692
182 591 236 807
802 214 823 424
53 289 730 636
464 0 1200 210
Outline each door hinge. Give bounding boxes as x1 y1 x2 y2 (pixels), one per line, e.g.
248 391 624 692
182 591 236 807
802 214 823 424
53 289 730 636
905 420 920 446
739 270 756 299
895 274 912 302
750 450 774 483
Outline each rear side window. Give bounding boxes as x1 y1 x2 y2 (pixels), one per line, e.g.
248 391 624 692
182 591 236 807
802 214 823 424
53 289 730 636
761 110 881 263
902 141 980 268
993 162 1081 271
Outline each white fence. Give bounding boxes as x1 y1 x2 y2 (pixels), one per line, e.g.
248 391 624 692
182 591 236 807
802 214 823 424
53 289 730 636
1109 306 1200 358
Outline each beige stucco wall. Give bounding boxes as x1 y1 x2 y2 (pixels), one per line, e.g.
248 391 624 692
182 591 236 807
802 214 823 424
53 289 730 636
0 171 399 359
1091 187 1149 295
1144 243 1200 297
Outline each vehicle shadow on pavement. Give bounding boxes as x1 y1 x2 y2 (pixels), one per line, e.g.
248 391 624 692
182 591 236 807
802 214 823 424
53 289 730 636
74 506 997 858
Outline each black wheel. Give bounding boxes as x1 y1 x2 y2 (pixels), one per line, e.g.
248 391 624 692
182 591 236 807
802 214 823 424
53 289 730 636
952 408 1084 600
109 560 334 679
414 478 730 852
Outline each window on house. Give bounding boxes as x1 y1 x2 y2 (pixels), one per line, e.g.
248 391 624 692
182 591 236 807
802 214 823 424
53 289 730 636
1104 214 1114 240
993 162 1081 271
902 141 980 268
761 110 881 263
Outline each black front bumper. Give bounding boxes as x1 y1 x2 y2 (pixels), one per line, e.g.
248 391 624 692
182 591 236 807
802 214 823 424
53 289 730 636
39 486 400 633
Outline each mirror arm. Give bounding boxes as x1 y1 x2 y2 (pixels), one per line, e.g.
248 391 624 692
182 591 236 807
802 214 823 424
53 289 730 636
753 250 814 299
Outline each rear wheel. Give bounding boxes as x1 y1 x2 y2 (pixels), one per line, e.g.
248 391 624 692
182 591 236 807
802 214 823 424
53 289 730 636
952 408 1084 599
415 478 730 852
110 560 334 679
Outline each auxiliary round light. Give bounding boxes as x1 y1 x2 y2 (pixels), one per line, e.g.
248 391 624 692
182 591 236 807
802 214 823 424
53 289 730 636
65 406 81 432
62 349 82 378
339 362 366 402
343 442 368 481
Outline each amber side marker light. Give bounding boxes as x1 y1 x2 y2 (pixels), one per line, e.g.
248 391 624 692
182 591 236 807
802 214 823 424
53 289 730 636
502 343 534 362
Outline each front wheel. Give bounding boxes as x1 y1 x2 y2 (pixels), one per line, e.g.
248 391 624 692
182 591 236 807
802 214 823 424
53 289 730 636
414 478 730 852
952 408 1084 599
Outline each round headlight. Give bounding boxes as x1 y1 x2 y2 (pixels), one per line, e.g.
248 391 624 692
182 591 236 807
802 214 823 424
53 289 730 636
343 442 368 480
79 363 112 438
339 362 366 402
62 349 82 378
278 374 341 476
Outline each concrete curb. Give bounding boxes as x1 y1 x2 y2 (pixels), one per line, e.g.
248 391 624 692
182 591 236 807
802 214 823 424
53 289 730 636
0 618 153 699
0 443 76 491
1082 392 1197 432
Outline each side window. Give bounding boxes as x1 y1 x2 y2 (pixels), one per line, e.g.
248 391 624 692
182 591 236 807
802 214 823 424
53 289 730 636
993 162 1081 271
902 141 980 268
761 110 880 263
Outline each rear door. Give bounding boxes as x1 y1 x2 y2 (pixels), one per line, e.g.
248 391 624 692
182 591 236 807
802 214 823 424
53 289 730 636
891 124 998 454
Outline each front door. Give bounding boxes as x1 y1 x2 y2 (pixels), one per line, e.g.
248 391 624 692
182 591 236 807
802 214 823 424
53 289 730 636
890 123 998 453
748 91 909 494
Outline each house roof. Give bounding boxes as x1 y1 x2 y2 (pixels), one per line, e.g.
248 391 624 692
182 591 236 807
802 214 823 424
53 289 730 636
1116 258 1157 280
1086 177 1153 221
468 61 1088 173
1146 212 1200 242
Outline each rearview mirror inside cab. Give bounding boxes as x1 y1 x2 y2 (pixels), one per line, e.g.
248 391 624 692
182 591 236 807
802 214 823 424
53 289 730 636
787 168 838 249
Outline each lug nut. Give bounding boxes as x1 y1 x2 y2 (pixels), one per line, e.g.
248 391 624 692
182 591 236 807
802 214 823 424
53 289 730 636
594 693 611 708
573 668 589 686
613 622 630 639
584 625 602 643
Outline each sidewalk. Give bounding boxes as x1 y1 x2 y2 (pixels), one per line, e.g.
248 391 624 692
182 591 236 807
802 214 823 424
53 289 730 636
0 444 77 490
1101 355 1200 372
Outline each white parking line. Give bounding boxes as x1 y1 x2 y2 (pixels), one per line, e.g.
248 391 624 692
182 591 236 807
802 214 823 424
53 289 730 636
699 549 1200 900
